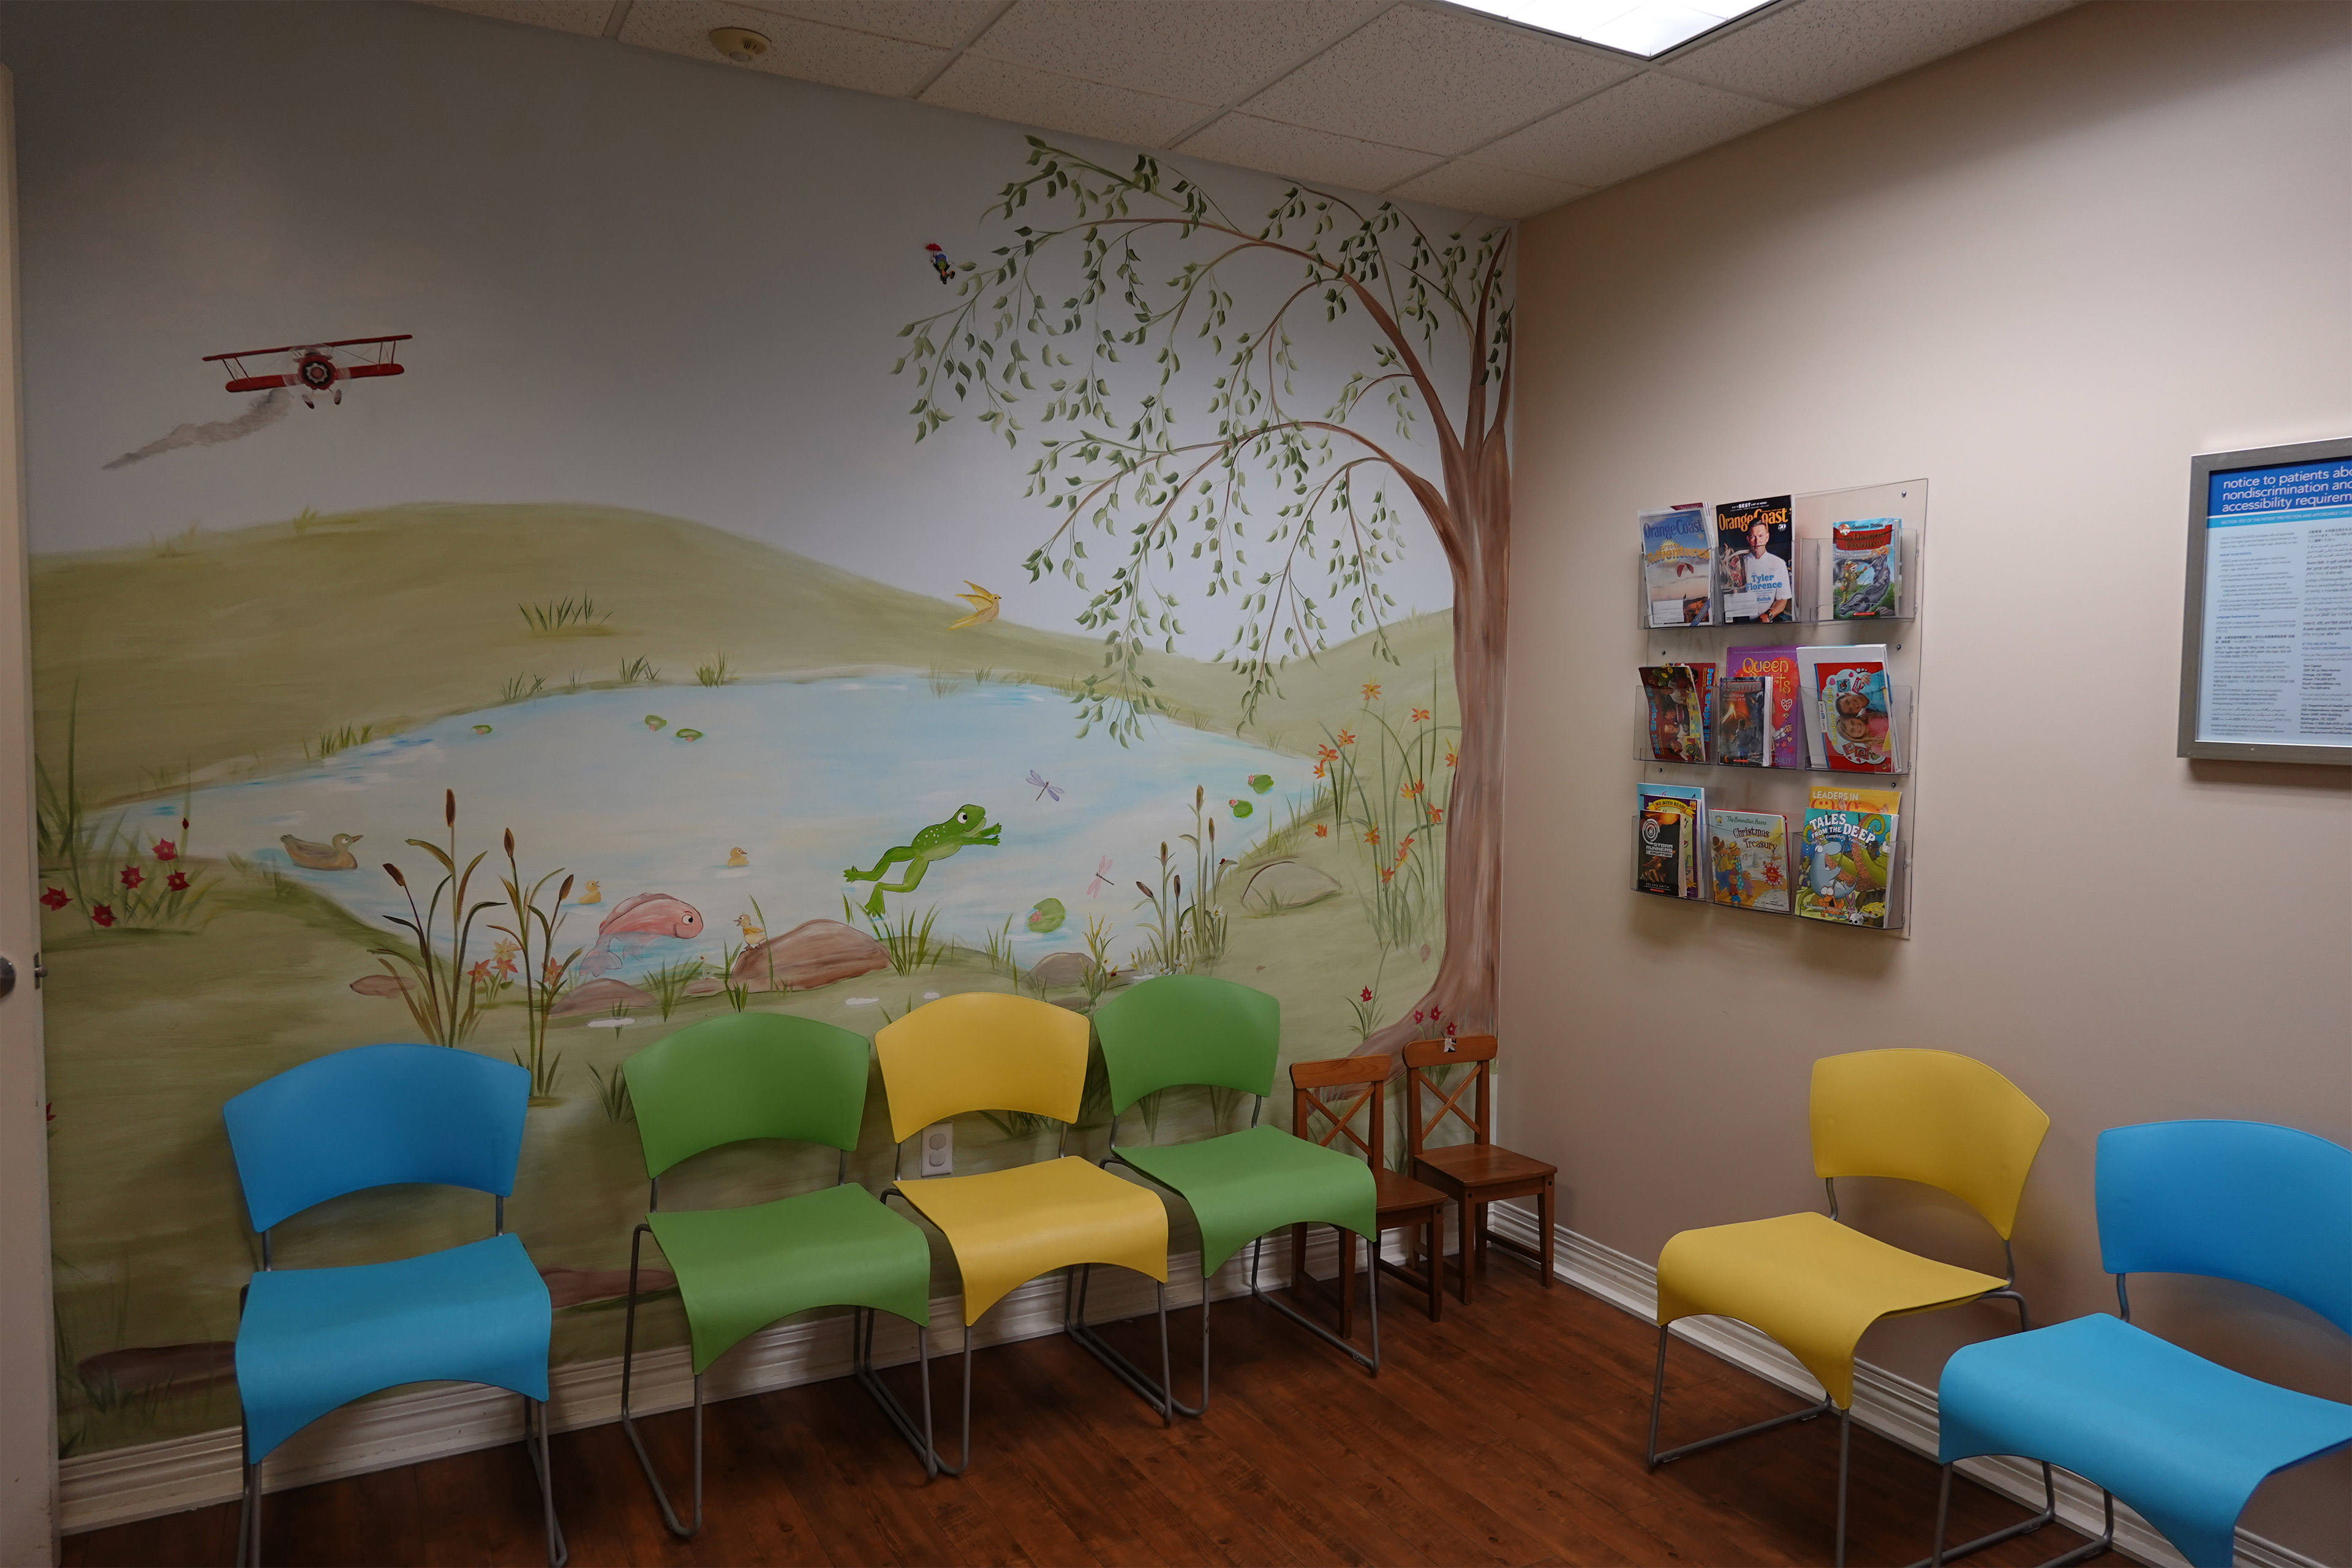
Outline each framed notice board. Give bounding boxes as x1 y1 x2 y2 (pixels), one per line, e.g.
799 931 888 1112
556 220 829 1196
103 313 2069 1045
2179 437 2352 764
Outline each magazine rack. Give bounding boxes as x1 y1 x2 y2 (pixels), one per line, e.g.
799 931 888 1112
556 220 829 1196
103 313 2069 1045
1634 682 1915 775
1630 807 1913 932
1632 478 1928 939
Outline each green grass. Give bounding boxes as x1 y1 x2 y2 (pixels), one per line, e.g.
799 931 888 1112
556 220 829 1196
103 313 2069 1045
616 655 658 684
641 958 706 1020
500 672 547 704
695 653 734 687
304 724 374 761
519 595 611 634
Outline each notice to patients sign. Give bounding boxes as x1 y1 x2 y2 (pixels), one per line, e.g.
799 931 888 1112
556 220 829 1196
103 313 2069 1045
2198 458 2352 748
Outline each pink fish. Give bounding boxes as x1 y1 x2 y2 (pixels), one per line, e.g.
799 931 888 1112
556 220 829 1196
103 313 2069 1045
579 892 704 977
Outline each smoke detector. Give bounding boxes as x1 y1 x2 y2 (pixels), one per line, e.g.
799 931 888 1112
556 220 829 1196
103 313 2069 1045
709 26 771 63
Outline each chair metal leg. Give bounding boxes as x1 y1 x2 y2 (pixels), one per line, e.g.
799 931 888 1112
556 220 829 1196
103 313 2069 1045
2041 1489 2116 1567
1249 1229 1381 1373
1646 1322 1834 1469
618 1225 701 1538
1836 1408 1851 1568
1064 1265 1185 1421
1909 1460 2059 1568
236 1425 258 1568
851 1305 943 1480
523 1396 570 1567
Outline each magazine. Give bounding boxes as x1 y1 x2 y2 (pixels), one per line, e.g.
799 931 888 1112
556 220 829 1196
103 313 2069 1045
1709 810 1792 912
1831 518 1901 618
1725 644 1803 768
1814 656 1894 772
1638 783 1706 899
1640 665 1710 763
1714 676 1774 767
1798 785 1901 928
1716 496 1796 624
1642 506 1714 627
1793 644 1887 767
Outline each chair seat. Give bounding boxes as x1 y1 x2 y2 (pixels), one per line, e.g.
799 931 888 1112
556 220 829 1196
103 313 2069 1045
649 1182 933 1374
1940 1313 2352 1568
1374 1167 1448 1221
237 1232 551 1463
895 1156 1168 1324
1656 1211 2003 1408
1412 1142 1556 1192
1114 1124 1377 1275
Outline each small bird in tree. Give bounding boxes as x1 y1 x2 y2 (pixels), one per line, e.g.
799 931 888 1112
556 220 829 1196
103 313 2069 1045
924 243 954 284
948 581 1000 628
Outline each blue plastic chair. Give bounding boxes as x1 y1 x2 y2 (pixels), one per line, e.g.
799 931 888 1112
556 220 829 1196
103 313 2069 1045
222 1044 564 1567
1930 1120 2352 1567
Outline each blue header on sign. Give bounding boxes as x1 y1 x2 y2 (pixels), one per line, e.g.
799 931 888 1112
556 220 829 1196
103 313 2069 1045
2208 458 2352 518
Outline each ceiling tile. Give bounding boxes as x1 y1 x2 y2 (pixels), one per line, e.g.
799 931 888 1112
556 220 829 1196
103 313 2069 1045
921 55 1214 148
419 0 615 37
617 0 949 96
1177 113 1444 195
1665 0 2077 107
732 0 999 50
1385 159 1589 221
967 0 1386 106
1239 5 1637 157
1476 70 1787 186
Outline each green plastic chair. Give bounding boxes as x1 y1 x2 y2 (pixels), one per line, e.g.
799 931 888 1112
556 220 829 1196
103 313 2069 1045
1087 974 1379 1414
619 1013 937 1536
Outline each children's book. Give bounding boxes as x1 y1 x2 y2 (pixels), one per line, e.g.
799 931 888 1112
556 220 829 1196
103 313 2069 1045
1709 810 1792 912
1725 644 1803 769
1798 786 1901 928
1716 496 1796 624
1637 782 1706 899
1831 518 1901 619
1640 665 1709 763
1814 656 1895 772
1714 675 1774 767
1642 506 1713 627
1793 644 1887 767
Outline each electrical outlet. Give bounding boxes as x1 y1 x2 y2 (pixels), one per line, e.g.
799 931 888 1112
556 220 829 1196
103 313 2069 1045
918 1121 952 1177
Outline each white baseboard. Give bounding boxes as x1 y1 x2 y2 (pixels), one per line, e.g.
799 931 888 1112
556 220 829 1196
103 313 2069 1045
1480 1204 2326 1568
57 1234 1325 1537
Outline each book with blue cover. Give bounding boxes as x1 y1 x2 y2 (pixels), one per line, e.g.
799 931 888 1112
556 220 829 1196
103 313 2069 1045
1636 782 1706 900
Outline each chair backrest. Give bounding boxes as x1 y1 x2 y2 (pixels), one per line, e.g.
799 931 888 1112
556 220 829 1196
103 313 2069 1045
622 1012 872 1179
1403 1035 1496 1157
1291 1057 1388 1167
1093 974 1280 1115
1809 1049 2049 1240
873 992 1090 1145
222 1043 529 1232
2097 1120 2352 1334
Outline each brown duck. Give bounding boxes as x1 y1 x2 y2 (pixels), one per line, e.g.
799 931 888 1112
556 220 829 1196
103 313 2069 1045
281 832 363 870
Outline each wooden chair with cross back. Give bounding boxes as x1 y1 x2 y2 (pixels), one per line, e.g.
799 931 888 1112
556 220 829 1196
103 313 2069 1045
1404 1035 1556 1304
1289 1057 1449 1329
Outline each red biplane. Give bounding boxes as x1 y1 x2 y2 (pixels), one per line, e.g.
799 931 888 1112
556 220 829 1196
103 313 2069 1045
202 334 412 407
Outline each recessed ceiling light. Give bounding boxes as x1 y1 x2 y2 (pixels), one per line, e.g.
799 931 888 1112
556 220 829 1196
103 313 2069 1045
709 26 772 64
1450 0 1777 59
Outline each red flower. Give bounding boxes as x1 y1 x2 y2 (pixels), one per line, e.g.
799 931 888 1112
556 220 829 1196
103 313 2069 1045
1360 988 1373 1002
1313 823 1328 838
151 839 178 861
90 904 116 928
165 871 190 892
1444 1021 1457 1038
1412 1009 1425 1023
1430 1006 1441 1020
40 886 69 910
1411 707 1430 723
1428 806 1445 824
119 865 144 890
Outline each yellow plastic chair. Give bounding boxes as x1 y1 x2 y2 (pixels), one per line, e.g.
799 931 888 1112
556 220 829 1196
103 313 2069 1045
875 992 1172 1472
1648 1049 2051 1568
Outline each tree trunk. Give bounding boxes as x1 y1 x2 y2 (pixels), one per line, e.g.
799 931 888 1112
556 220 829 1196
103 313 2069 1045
1352 426 1509 1071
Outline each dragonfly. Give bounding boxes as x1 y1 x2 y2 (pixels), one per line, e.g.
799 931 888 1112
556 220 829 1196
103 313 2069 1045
1027 770 1064 802
1087 856 1113 896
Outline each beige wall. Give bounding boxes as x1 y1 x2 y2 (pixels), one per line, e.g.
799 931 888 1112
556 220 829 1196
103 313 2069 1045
1506 2 2350 1558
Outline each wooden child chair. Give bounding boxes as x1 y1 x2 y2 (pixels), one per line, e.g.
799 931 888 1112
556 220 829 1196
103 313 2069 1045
1404 1036 1556 1303
1289 1057 1449 1327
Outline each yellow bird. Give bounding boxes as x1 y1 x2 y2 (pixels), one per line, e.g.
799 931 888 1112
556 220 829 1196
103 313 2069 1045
736 913 766 943
578 880 601 905
725 847 749 867
948 581 1000 630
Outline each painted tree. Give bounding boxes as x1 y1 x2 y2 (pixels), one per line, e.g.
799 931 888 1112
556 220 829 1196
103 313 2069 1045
899 140 1511 1063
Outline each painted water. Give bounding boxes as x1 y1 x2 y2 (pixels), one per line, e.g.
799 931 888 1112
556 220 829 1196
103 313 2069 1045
165 677 1313 978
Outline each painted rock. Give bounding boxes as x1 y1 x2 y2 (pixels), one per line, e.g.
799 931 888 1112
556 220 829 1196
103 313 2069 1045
1025 951 1095 989
350 973 414 997
1026 897 1066 933
550 978 655 1017
728 919 889 992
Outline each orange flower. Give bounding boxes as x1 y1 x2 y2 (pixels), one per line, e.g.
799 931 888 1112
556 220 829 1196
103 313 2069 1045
1313 823 1328 838
1363 827 1380 846
1428 805 1445 824
1379 867 1396 883
1411 707 1430 723
1401 778 1423 799
1400 835 1416 851
1362 682 1382 701
1316 743 1339 761
1312 761 1325 778
1337 729 1355 747
1443 741 1458 769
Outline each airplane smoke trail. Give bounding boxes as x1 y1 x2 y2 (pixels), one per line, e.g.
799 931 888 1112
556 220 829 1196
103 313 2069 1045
104 386 292 470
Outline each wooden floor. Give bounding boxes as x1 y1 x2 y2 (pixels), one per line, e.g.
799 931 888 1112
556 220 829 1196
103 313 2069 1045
68 1263 2098 1567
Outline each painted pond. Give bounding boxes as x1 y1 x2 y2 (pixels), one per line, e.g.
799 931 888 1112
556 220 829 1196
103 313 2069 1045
163 676 1314 979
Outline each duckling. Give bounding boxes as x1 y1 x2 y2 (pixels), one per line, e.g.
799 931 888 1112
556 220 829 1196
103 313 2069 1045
736 913 766 943
725 847 750 868
281 832 363 870
577 880 601 905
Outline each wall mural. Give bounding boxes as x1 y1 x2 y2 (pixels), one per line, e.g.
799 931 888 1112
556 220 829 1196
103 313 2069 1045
17 7 1509 1460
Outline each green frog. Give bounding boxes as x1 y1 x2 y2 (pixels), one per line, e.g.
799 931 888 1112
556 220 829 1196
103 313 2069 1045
844 805 1000 916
